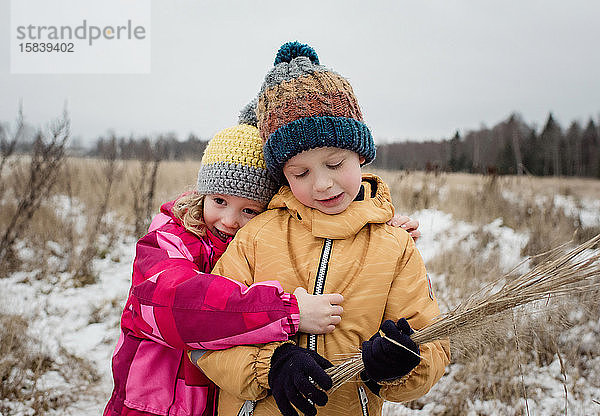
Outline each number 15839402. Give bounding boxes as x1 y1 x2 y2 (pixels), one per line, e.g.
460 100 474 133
19 43 74 53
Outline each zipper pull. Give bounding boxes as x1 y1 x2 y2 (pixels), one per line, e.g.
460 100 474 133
358 385 369 415
237 400 256 416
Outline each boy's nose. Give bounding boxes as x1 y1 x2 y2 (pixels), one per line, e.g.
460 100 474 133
313 173 333 192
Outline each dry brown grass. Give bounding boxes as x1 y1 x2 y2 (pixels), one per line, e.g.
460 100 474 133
371 169 598 257
1 157 202 280
426 239 503 311
40 161 600 244
372 169 600 201
55 158 200 223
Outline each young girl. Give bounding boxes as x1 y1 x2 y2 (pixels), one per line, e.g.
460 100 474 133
104 110 420 416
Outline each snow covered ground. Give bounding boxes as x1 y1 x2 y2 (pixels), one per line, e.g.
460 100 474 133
0 232 135 415
1 198 598 415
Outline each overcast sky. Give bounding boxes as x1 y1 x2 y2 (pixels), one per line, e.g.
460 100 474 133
1 0 599 146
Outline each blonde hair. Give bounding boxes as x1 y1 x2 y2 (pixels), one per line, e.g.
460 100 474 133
172 192 207 238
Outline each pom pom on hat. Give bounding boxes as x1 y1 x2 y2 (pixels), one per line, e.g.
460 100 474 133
274 41 320 66
238 98 258 127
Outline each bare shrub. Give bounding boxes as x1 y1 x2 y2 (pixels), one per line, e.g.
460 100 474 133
0 111 122 284
0 105 23 186
130 139 164 237
70 137 122 286
0 111 69 274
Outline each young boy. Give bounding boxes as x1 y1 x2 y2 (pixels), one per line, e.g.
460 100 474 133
191 42 450 416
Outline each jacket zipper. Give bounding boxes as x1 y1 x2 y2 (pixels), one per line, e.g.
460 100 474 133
308 238 333 352
239 238 334 416
309 239 369 416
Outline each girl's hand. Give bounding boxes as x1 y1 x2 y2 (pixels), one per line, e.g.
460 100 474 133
386 215 421 242
294 287 343 334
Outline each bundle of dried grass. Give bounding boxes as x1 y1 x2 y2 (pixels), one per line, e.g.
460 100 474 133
326 234 600 393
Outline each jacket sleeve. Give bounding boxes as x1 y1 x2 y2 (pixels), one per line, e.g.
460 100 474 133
377 230 451 402
190 342 285 401
126 217 299 351
189 225 280 400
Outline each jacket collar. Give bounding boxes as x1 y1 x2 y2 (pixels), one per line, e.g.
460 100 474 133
268 173 394 239
204 228 230 260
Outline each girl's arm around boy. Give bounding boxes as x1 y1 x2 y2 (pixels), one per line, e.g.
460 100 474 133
125 217 299 351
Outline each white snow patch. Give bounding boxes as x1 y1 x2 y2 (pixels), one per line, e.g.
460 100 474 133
414 209 528 272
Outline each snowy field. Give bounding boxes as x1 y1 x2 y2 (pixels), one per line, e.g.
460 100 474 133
1 171 599 416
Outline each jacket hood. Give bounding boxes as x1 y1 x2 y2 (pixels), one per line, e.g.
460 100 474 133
160 199 180 223
268 173 394 239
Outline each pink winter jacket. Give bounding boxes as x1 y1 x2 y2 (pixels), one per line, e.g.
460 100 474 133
104 200 300 416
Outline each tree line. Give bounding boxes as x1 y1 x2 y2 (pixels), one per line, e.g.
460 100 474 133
21 111 596 178
88 133 207 161
371 112 600 177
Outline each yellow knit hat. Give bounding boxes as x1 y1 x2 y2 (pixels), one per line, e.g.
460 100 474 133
196 123 279 204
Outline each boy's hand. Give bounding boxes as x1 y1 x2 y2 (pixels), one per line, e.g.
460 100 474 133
361 319 420 382
386 215 421 242
269 343 333 416
294 287 343 334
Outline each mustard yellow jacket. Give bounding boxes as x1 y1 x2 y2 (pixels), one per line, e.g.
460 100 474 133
193 174 450 416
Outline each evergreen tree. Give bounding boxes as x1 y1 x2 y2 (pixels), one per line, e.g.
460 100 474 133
521 129 541 175
539 113 563 175
581 119 599 177
497 138 515 174
565 121 582 176
448 131 463 172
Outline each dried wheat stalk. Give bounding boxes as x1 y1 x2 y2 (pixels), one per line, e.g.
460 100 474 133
326 234 600 392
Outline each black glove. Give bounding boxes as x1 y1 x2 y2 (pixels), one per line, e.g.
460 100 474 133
268 343 333 416
361 319 420 383
359 370 382 396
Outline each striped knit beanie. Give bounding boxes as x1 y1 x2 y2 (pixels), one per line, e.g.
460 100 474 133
196 105 279 204
257 41 376 183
